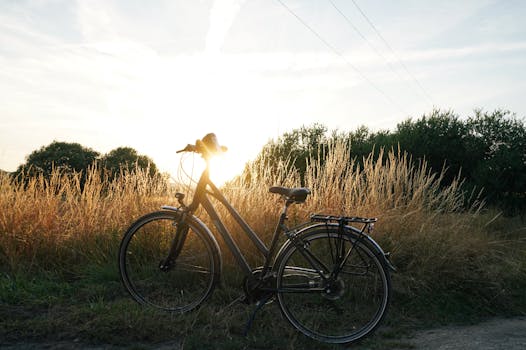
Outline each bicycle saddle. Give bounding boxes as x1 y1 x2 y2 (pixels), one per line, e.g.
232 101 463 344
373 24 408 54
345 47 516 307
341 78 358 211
269 186 311 203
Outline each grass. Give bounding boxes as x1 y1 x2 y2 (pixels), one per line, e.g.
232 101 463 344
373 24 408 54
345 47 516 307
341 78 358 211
1 141 525 349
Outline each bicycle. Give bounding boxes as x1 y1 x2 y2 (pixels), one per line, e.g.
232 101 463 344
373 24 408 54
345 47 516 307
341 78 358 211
118 133 396 344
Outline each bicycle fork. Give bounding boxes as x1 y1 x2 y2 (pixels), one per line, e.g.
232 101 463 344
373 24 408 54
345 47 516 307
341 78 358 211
159 214 190 272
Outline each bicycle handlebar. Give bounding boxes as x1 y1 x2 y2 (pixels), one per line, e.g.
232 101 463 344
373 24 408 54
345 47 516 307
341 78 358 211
176 133 227 158
176 144 197 154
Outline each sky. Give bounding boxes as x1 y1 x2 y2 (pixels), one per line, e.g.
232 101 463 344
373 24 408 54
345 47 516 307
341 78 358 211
1 0 525 182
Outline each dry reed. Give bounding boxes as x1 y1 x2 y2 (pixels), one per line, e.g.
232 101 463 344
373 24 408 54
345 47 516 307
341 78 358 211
0 141 523 305
219 140 521 301
0 166 173 271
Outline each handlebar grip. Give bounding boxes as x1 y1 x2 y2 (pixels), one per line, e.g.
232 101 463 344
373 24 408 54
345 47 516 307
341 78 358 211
176 144 197 153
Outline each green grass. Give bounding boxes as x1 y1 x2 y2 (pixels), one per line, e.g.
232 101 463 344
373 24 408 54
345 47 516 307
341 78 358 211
0 266 358 349
1 252 525 350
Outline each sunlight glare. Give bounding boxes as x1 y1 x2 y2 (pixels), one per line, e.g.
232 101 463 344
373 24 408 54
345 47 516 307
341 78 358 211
100 44 275 189
209 150 246 186
175 151 246 188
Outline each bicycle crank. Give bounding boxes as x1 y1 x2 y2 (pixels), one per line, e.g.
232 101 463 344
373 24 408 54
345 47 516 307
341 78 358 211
242 268 276 304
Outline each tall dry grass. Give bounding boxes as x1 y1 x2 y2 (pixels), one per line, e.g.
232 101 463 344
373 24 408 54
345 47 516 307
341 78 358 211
0 166 173 272
220 140 524 311
221 141 481 241
1 140 524 314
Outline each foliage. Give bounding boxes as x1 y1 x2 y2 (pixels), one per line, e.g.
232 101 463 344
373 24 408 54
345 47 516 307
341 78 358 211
394 110 473 184
14 142 159 182
100 147 158 179
15 141 99 178
467 109 526 212
249 123 329 179
253 109 526 214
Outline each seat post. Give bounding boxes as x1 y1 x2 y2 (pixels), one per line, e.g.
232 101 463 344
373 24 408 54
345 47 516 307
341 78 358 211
261 200 292 275
279 197 297 226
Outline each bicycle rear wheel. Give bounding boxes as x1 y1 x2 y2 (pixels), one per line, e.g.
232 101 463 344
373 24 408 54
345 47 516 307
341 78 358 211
276 227 391 343
119 211 220 312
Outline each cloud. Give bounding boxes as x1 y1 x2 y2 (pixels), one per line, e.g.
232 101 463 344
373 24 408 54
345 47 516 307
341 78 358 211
1 1 525 173
76 0 120 43
399 41 526 63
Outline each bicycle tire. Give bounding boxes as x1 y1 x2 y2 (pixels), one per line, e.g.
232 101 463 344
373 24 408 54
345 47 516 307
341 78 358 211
118 210 220 312
275 226 391 344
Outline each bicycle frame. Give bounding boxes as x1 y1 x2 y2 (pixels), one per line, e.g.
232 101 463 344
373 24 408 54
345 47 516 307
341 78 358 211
162 157 394 287
163 160 291 280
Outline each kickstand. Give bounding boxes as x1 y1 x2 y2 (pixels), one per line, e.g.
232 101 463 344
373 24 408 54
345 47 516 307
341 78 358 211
215 294 247 316
243 295 272 336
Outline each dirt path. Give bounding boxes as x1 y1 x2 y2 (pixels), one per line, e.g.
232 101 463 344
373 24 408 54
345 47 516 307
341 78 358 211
401 317 526 350
2 317 526 349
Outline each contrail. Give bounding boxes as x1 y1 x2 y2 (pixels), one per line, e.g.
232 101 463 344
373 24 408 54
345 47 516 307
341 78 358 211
205 0 245 54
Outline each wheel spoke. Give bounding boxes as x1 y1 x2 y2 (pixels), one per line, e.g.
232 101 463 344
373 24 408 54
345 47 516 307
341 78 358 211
175 263 212 274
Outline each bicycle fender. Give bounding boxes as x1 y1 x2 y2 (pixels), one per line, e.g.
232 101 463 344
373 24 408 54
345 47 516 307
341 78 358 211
345 224 397 272
160 206 223 276
274 223 396 272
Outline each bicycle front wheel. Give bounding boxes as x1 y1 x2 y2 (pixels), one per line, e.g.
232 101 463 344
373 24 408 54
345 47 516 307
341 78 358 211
119 211 220 312
276 227 391 344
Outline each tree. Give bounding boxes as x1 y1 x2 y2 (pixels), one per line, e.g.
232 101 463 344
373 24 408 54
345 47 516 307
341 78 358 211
467 110 526 213
248 109 526 213
344 126 395 161
16 141 99 178
101 147 158 179
255 123 328 177
394 109 474 185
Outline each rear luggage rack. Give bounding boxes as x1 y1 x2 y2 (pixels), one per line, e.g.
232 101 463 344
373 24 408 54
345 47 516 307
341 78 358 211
311 214 377 224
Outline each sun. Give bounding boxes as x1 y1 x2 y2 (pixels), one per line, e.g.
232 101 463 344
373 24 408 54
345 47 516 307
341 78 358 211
107 50 270 188
174 148 248 188
209 151 247 186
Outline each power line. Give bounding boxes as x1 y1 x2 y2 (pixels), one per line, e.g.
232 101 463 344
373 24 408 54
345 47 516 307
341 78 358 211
328 0 393 66
275 0 408 116
327 0 431 109
349 0 435 107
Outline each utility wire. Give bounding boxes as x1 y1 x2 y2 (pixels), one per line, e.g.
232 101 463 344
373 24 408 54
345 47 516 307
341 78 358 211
275 0 408 116
328 0 431 109
350 0 435 106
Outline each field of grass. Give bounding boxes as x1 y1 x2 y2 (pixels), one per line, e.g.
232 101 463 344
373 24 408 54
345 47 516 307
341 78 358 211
1 142 525 349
